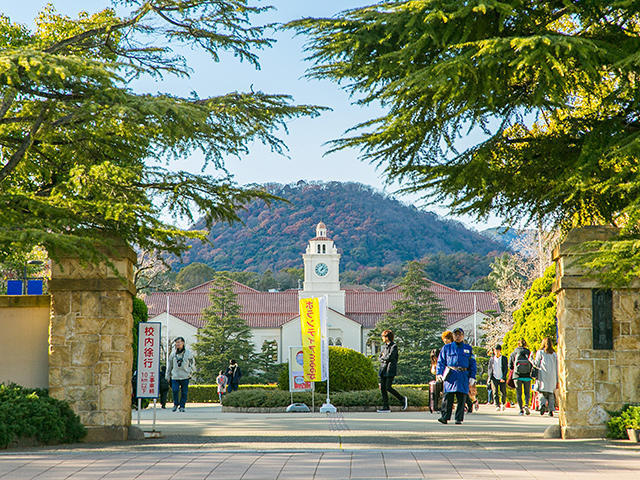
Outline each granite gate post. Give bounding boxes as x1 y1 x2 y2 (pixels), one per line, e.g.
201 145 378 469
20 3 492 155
48 244 136 442
553 226 640 439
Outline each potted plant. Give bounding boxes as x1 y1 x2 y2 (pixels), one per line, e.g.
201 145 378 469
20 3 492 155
624 407 640 442
607 405 640 441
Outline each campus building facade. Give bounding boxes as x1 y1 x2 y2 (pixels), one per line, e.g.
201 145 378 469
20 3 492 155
145 223 500 361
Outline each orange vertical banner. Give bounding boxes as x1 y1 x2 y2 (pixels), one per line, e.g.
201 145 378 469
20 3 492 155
299 297 322 382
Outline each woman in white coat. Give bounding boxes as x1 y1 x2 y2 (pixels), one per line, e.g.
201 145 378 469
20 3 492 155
533 337 558 416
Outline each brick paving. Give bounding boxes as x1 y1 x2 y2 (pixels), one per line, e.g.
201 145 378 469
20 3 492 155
1 405 639 479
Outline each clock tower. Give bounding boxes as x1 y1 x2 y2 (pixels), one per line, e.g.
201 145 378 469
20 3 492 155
300 222 345 314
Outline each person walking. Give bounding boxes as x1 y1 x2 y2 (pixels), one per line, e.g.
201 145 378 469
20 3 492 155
377 329 408 413
429 348 442 413
436 328 477 424
438 330 454 413
166 337 195 412
216 370 228 404
509 338 533 415
488 345 508 411
225 359 242 393
532 337 558 417
159 365 170 408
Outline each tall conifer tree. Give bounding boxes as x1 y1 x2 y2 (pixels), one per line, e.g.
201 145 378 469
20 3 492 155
370 261 446 383
193 273 254 383
290 2 640 282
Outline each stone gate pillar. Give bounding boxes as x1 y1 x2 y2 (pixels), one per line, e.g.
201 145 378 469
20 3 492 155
553 226 640 439
48 244 136 442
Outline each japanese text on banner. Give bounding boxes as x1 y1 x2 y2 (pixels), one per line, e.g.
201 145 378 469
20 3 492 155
136 322 161 398
299 298 322 381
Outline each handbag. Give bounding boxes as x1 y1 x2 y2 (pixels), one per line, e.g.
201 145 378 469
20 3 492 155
506 369 515 389
531 366 539 379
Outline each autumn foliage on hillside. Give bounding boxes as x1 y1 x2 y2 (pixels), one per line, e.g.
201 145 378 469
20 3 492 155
181 182 504 276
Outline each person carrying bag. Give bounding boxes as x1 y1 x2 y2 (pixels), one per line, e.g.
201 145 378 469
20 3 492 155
509 339 533 415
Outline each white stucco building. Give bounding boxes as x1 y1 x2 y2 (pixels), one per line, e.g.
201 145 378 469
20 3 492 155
145 222 501 361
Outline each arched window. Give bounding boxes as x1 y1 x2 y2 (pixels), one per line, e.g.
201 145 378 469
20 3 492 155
317 244 321 253
322 244 326 253
335 338 342 346
328 338 334 346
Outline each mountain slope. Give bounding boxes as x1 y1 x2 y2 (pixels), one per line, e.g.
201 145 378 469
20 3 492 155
181 181 505 272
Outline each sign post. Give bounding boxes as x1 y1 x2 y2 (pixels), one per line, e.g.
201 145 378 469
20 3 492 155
299 296 335 413
136 322 161 433
288 346 314 412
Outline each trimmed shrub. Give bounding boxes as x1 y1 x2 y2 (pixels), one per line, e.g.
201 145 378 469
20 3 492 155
166 383 277 404
223 387 428 408
277 347 378 393
0 384 86 448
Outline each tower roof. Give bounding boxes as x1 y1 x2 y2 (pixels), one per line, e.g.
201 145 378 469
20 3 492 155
317 221 326 229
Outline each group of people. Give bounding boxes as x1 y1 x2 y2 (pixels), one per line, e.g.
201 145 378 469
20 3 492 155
488 337 558 417
215 359 242 404
379 327 558 423
158 337 242 411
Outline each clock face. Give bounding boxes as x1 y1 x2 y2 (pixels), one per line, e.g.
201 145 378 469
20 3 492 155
315 262 329 277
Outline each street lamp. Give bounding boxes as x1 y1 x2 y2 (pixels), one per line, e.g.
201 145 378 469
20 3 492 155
23 260 44 294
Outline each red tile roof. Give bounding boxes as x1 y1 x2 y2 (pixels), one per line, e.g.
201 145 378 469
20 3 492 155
146 280 500 330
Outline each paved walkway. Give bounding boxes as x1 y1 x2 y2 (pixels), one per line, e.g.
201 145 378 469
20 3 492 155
2 404 639 479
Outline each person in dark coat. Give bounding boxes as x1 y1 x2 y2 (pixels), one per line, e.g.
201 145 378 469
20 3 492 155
159 365 170 408
377 329 408 412
436 328 477 424
225 359 242 393
488 344 508 411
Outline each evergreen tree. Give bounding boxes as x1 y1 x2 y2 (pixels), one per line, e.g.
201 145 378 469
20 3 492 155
369 261 446 383
503 265 557 357
290 2 640 282
0 2 321 266
192 274 254 383
256 340 280 383
175 262 215 290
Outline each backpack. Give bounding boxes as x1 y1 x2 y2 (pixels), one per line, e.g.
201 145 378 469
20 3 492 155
515 349 532 376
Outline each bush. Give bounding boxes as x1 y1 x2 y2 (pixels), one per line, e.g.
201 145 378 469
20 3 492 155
607 405 640 439
0 384 86 448
277 347 378 393
223 387 428 408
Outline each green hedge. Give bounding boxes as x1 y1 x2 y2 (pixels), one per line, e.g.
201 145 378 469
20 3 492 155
0 384 86 448
223 387 428 408
278 347 378 393
166 383 521 406
166 384 277 403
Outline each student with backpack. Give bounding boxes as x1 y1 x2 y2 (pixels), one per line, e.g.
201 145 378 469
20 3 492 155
509 339 533 415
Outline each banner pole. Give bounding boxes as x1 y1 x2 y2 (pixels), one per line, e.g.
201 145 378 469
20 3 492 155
152 398 157 431
137 398 141 425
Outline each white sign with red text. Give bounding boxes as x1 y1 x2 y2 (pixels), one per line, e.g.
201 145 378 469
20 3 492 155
136 322 161 398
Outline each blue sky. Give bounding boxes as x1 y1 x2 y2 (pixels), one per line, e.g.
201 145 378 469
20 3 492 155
6 1 504 231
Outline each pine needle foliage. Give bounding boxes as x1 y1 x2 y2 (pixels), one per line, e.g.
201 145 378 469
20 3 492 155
192 273 254 382
289 1 640 283
0 1 323 265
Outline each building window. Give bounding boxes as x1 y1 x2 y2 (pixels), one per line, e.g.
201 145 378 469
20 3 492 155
317 244 321 253
328 338 334 346
322 244 326 253
335 338 342 346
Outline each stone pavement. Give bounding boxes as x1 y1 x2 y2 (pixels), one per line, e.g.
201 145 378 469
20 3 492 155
1 404 639 479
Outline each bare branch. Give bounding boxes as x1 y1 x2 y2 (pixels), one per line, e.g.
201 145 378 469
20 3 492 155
0 104 50 183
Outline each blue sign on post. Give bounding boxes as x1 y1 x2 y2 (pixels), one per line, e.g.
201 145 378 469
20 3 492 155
6 280 23 295
27 279 43 295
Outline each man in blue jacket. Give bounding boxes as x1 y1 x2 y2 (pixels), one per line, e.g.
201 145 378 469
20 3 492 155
436 328 477 424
